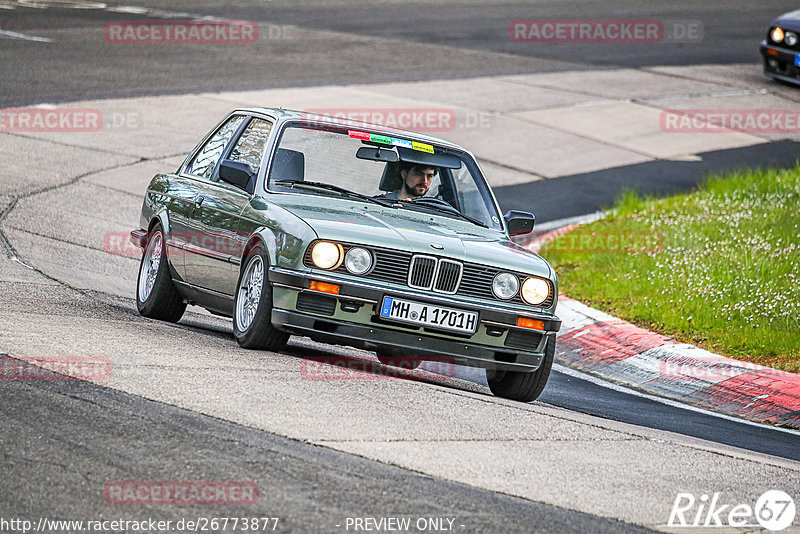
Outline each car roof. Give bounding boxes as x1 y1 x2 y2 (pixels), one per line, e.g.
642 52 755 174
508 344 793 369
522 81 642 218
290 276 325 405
233 107 466 151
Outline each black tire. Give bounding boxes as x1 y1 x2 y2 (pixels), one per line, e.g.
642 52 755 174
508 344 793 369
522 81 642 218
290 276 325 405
233 244 289 351
136 224 186 322
487 335 555 402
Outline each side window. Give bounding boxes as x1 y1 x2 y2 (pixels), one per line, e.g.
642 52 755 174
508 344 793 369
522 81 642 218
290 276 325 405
228 118 273 172
452 163 492 227
185 115 245 180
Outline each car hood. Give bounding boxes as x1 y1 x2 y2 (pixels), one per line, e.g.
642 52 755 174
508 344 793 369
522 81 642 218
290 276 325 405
772 10 800 30
276 195 552 278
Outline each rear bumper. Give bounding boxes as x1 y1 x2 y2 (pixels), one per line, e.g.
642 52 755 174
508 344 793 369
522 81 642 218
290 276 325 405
269 267 560 372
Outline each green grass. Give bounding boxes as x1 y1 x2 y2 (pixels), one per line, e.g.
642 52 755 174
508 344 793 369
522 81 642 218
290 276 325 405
542 165 800 373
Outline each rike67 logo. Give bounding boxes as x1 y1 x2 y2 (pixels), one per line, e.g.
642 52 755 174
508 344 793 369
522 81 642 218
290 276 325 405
668 490 796 531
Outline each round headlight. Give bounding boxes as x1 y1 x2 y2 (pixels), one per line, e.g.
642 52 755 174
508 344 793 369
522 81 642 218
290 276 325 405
492 272 519 300
344 247 372 275
521 277 550 306
310 241 342 270
772 27 785 43
786 32 798 46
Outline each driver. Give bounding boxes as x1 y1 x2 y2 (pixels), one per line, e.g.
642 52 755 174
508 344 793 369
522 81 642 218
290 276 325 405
382 163 438 200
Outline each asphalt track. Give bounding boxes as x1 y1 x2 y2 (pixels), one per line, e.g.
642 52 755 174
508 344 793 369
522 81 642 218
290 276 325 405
2 1 800 532
2 0 799 106
542 367 800 462
1 374 655 534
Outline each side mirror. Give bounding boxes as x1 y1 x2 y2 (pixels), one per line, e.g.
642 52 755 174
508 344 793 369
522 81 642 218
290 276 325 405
219 160 256 192
503 210 535 236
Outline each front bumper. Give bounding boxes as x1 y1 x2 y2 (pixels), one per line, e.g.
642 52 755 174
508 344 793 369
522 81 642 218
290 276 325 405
130 229 147 248
760 42 800 84
269 267 560 372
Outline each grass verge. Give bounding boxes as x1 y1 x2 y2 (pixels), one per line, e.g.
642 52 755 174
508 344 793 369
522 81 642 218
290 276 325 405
542 165 800 373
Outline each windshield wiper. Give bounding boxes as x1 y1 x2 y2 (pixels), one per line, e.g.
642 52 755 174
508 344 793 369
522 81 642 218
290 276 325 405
402 197 489 229
273 180 396 208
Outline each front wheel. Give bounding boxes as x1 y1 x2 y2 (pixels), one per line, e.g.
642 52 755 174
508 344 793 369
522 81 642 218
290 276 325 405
136 224 186 322
487 335 555 402
233 245 289 351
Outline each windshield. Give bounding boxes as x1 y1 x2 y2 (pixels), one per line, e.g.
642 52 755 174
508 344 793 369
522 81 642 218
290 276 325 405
267 122 503 231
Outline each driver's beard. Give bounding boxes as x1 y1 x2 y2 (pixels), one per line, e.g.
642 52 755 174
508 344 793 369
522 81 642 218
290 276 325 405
411 184 428 197
401 180 429 199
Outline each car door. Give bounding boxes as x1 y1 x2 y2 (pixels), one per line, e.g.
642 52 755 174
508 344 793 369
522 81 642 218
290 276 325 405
183 116 274 299
172 114 246 283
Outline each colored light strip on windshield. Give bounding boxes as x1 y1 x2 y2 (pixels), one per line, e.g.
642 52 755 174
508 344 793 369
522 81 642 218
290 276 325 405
391 138 413 149
348 130 371 141
348 130 435 153
370 134 392 145
412 141 434 154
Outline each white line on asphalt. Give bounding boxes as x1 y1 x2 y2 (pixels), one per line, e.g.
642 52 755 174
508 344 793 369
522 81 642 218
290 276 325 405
552 363 800 437
0 28 52 42
104 4 220 20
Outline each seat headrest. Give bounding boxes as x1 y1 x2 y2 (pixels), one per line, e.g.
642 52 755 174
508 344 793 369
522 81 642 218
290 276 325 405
271 148 305 182
379 161 402 192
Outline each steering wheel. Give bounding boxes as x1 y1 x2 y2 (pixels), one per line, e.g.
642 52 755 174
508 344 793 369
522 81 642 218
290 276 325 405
409 196 458 212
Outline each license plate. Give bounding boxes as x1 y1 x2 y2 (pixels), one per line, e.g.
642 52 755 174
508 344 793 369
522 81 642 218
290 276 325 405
379 296 478 334
795 54 800 67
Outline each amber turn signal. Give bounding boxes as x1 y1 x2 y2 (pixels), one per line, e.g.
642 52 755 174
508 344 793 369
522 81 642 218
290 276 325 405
309 281 340 295
516 317 545 330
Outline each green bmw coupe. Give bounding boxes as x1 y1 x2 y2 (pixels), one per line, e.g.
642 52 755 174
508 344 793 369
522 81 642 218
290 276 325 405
131 108 561 401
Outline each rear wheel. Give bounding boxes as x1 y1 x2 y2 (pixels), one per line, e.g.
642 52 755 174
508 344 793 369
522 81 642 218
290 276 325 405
136 224 186 322
233 244 289 351
488 335 555 402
